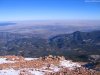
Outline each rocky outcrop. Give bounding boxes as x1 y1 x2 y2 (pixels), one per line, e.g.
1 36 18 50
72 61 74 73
39 55 65 61
45 67 100 75
0 55 99 75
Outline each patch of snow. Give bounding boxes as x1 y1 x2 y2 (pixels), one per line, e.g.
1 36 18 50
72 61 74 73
52 66 60 72
0 69 20 75
29 70 45 75
40 64 60 72
40 66 54 72
0 58 16 64
49 64 60 72
24 58 38 61
60 60 81 70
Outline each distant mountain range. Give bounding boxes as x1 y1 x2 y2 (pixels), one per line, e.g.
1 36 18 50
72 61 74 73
0 30 100 62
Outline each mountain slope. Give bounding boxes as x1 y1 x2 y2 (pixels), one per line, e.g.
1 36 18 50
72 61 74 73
0 30 100 61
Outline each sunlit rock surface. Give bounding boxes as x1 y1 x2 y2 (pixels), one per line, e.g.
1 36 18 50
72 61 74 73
0 55 99 75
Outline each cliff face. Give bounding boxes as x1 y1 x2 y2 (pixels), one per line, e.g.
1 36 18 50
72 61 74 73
0 55 99 75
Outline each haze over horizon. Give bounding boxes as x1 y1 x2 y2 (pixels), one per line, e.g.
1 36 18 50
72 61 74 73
0 0 100 22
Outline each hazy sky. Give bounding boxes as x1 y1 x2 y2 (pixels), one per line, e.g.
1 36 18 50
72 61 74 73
0 0 100 21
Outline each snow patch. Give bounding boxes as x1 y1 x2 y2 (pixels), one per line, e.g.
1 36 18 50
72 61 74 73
49 64 60 72
29 70 45 75
24 58 38 61
0 58 16 64
0 69 20 75
60 60 81 70
41 64 60 72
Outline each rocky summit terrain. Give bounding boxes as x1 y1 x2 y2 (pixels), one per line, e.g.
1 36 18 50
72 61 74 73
0 55 99 75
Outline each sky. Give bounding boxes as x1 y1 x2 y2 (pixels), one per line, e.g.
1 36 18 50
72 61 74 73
0 0 100 21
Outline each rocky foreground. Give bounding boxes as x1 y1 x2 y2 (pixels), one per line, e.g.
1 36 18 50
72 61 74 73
0 55 99 75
